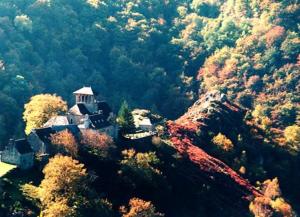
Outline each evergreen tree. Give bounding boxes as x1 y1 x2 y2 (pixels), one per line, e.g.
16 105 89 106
117 101 135 134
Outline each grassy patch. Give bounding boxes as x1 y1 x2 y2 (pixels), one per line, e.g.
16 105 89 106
0 162 17 177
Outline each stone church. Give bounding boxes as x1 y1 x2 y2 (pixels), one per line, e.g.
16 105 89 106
0 87 118 169
44 86 118 139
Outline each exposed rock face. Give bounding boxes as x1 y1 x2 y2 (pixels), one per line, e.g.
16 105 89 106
167 91 262 203
175 90 245 138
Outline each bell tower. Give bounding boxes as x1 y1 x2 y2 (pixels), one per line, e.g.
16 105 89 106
73 87 96 112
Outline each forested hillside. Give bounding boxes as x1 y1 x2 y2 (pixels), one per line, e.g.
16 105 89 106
0 1 299 216
0 0 299 145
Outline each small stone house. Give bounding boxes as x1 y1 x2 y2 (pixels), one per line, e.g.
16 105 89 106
136 117 153 131
27 125 80 156
27 127 55 155
0 139 34 169
132 109 158 132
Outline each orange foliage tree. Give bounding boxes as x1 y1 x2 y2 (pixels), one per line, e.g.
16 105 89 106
81 129 115 157
265 26 285 47
51 130 78 157
249 178 294 217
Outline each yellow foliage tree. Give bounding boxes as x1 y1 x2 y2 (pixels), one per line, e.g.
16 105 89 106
87 0 101 8
212 133 234 151
121 149 161 175
284 125 300 150
120 149 162 186
261 117 272 131
121 198 164 217
23 94 67 134
252 104 266 120
42 198 75 217
39 155 87 217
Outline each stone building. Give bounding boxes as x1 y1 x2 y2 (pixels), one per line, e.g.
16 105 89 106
27 125 80 156
1 87 117 166
67 87 118 138
27 127 55 155
132 109 163 132
0 139 34 169
42 87 118 138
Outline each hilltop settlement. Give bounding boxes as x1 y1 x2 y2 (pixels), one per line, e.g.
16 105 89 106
0 87 159 169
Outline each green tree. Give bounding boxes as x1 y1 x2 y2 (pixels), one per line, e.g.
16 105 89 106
0 93 19 146
120 149 162 185
280 31 300 60
23 94 67 134
191 0 220 18
278 103 297 126
117 101 135 134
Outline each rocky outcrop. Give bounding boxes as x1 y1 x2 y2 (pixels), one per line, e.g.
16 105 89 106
167 91 262 202
175 90 246 140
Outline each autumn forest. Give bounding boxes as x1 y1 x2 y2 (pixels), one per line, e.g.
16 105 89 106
0 0 299 217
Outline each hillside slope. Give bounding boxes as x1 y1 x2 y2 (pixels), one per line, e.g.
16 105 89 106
167 92 262 201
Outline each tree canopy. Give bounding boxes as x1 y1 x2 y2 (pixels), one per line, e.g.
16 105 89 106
0 0 297 144
0 0 299 216
23 94 67 134
40 155 88 217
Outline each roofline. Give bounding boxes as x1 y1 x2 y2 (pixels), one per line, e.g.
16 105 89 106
73 86 94 95
14 138 27 142
73 92 94 95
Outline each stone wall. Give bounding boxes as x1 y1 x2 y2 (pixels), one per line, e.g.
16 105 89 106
99 125 118 139
1 148 34 170
1 147 20 166
19 153 34 169
68 114 84 125
27 133 47 154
